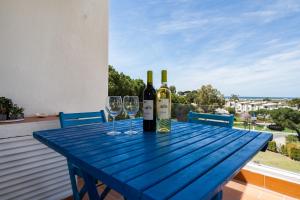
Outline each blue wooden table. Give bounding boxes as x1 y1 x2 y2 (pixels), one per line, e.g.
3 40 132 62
33 119 272 200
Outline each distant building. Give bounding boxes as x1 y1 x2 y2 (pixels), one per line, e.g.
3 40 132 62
225 99 289 113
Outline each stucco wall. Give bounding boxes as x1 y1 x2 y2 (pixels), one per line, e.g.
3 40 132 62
0 0 108 116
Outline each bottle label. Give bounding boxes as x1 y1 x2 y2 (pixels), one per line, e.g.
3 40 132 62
143 100 154 120
157 99 170 119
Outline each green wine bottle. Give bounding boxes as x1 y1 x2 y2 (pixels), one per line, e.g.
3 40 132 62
143 70 156 132
156 70 171 133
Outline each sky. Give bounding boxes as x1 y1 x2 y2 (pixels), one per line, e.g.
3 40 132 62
109 0 300 97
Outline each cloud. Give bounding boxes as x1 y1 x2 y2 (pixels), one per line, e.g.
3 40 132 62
242 0 300 23
171 44 300 96
155 12 233 35
109 0 300 97
157 18 209 34
154 0 300 36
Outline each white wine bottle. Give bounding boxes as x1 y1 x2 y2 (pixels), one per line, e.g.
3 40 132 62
156 70 171 133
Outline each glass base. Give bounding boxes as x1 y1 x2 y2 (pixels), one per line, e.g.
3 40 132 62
107 131 121 136
157 127 171 133
124 130 138 135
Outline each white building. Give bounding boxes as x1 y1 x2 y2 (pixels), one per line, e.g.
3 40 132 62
226 100 285 113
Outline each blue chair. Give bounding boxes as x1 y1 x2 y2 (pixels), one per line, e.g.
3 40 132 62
59 111 106 128
59 111 110 200
188 111 234 128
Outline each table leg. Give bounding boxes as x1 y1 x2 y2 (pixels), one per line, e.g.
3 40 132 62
100 186 111 199
212 190 223 200
81 171 101 200
67 161 80 200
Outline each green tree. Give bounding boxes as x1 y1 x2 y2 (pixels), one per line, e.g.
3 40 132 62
270 108 300 138
185 90 198 104
289 98 300 110
249 109 269 117
226 107 236 115
172 93 188 104
170 85 176 94
195 85 225 113
263 97 271 101
108 65 145 100
229 94 239 102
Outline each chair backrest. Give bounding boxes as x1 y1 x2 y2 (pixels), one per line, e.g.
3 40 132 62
59 110 106 128
188 111 234 128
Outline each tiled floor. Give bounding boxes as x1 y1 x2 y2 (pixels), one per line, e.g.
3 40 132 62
223 181 297 200
75 180 298 200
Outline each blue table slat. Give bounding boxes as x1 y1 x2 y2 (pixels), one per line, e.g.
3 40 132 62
169 133 272 200
98 129 240 193
69 125 211 158
113 129 239 183
91 126 219 169
42 121 142 142
46 121 201 148
124 131 255 200
141 132 259 200
98 127 221 173
33 119 272 200
54 125 212 165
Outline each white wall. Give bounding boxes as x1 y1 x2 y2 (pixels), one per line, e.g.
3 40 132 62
0 0 108 116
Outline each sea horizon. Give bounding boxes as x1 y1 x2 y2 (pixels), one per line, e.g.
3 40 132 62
224 96 297 100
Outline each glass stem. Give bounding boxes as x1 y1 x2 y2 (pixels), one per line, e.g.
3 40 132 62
130 116 133 131
113 116 115 132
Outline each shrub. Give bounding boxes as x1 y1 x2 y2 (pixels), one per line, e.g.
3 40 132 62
286 135 299 143
226 107 236 115
290 147 300 161
267 141 277 152
8 104 24 120
267 124 284 131
172 104 197 122
280 144 288 156
0 97 24 120
286 142 300 157
0 97 13 117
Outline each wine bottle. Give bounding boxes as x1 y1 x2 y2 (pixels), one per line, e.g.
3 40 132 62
143 70 156 132
156 70 171 133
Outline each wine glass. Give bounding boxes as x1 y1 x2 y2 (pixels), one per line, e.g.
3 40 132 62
105 96 123 135
123 96 139 135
